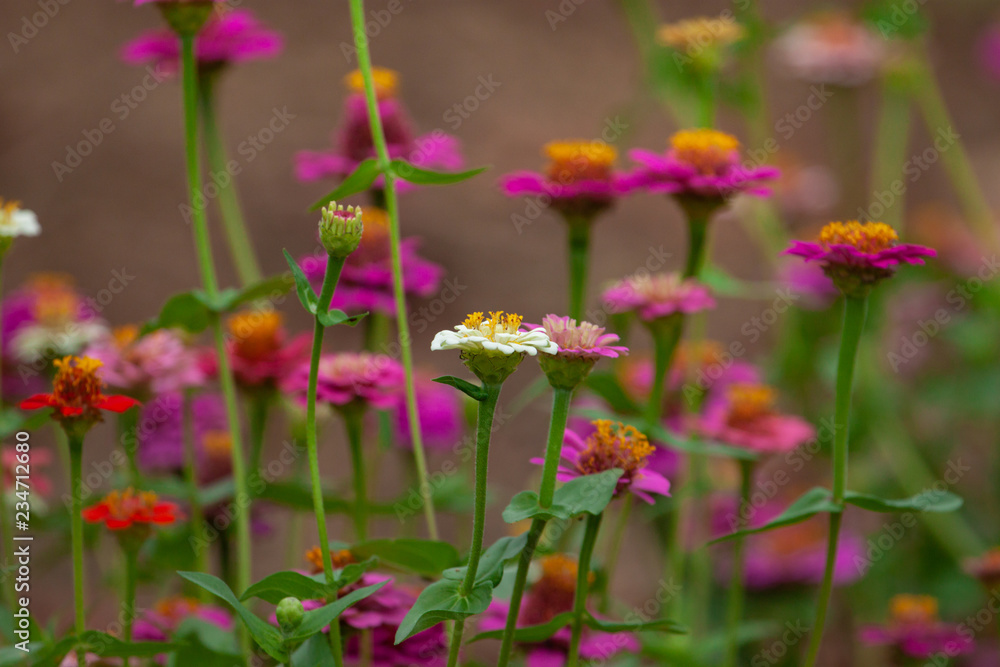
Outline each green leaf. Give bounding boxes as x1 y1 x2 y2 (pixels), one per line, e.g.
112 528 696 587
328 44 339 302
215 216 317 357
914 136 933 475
317 308 367 328
469 612 574 643
170 616 242 667
286 581 389 643
148 291 211 334
352 539 461 577
0 647 28 667
388 160 487 186
240 571 333 604
708 487 842 544
283 249 318 315
433 375 486 402
291 633 337 667
844 490 963 514
79 631 179 658
583 612 686 634
655 427 760 461
501 470 623 524
0 409 49 441
224 274 295 310
177 571 286 662
310 158 380 210
444 534 529 588
394 578 494 644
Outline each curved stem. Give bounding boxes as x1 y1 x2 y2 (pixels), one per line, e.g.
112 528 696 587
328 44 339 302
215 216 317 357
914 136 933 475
566 217 592 322
346 0 438 540
68 433 86 666
567 512 603 667
802 295 867 667
447 382 502 667
182 391 210 600
198 70 262 286
342 408 369 543
724 459 754 667
122 548 138 643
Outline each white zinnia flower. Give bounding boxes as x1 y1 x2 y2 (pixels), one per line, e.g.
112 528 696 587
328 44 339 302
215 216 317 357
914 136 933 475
431 311 558 357
0 199 41 238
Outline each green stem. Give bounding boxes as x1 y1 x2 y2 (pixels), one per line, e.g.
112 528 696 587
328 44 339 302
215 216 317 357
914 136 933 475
497 387 574 667
566 217 592 322
122 548 138 643
304 253 346 667
447 383 502 667
346 0 438 541
697 71 716 129
724 459 754 667
642 315 684 429
870 76 913 230
802 295 867 667
599 493 632 614
247 390 271 485
198 70 262 286
182 390 210 599
683 216 709 279
567 512 603 667
117 408 140 487
342 408 369 543
180 33 253 653
68 432 86 666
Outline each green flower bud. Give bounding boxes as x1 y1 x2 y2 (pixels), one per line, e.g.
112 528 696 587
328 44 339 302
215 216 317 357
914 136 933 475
319 202 364 259
157 2 215 37
276 597 306 635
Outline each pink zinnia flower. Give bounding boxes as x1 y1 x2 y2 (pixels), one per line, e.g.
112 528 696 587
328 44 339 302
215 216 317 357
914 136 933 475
393 374 464 451
283 352 405 410
131 0 223 6
784 221 935 296
779 259 838 311
480 554 639 666
698 383 814 454
221 311 310 388
535 420 671 504
982 24 1000 81
295 68 462 193
602 272 715 322
120 8 282 73
85 326 204 397
300 207 443 316
133 596 233 642
860 595 973 659
772 12 887 87
499 140 640 217
531 314 628 359
624 129 779 202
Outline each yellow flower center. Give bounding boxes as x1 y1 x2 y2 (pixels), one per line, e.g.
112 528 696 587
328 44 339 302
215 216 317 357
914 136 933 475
345 67 399 99
306 546 355 574
676 340 725 370
819 221 898 254
462 311 524 340
28 273 80 326
52 355 105 411
577 420 653 476
543 140 617 184
100 487 160 520
0 198 22 228
726 383 776 424
889 595 939 626
670 129 741 176
228 311 283 360
657 16 745 50
201 430 233 459
113 325 140 350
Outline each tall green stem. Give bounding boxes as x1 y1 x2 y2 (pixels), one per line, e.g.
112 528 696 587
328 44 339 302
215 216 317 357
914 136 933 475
182 391 210 599
304 253 346 667
497 386 574 667
117 408 140 487
342 408 369 543
179 33 253 652
724 459 754 667
198 70 262 286
447 383 502 667
567 512 603 667
68 432 86 667
683 216 709 279
870 76 912 230
122 548 138 643
642 316 684 429
802 295 867 667
247 390 271 484
566 218 592 322
346 0 438 540
599 493 632 613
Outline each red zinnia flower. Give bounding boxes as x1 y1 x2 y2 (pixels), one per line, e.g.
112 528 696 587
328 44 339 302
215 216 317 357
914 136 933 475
20 355 139 422
82 488 182 531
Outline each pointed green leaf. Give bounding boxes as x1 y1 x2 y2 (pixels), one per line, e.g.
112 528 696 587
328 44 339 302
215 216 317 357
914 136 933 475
223 274 295 311
502 470 623 524
240 571 333 604
146 291 211 334
443 534 529 588
469 612 574 643
286 581 389 643
310 158 381 210
291 633 337 667
171 616 242 666
584 612 687 634
177 571 286 662
433 375 486 401
388 160 487 186
502 491 565 523
844 490 963 514
352 539 461 577
394 578 494 644
283 249 318 315
317 308 367 328
708 487 842 545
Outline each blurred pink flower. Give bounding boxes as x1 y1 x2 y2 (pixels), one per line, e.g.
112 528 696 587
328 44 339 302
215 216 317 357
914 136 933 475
393 374 464 451
220 311 310 388
779 259 838 310
133 596 233 642
860 595 973 659
772 12 887 86
982 24 1000 80
283 352 405 410
85 326 204 397
698 383 814 454
530 314 628 360
603 272 715 322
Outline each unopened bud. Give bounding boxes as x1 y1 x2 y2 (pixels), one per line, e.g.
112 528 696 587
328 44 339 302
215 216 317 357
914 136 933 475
319 202 364 258
276 597 306 634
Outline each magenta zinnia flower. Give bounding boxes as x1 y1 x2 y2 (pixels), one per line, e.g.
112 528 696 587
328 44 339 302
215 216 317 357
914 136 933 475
982 24 1000 81
536 420 671 504
860 595 973 659
624 129 779 203
299 207 443 316
698 383 814 454
133 596 233 642
295 68 462 193
499 140 640 217
393 374 464 451
283 352 405 410
121 8 282 74
784 221 935 296
137 393 227 477
85 326 204 397
221 311 310 388
603 272 715 322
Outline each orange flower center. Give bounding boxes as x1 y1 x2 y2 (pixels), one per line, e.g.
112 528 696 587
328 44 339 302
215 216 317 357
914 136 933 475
345 67 399 99
670 129 740 176
818 221 898 253
543 140 617 184
113 325 140 350
521 554 583 625
889 595 939 626
201 430 233 459
29 273 80 326
306 546 355 574
657 16 745 50
52 356 105 411
228 311 283 360
99 487 161 521
462 311 524 340
577 420 653 476
676 340 726 371
725 383 776 424
154 596 201 621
